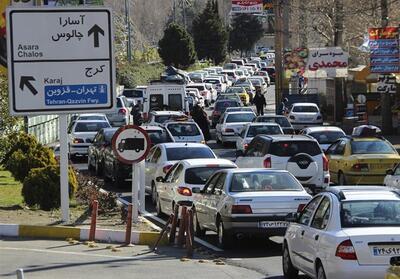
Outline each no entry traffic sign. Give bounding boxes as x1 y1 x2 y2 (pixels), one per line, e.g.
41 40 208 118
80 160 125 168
112 125 151 165
6 7 115 115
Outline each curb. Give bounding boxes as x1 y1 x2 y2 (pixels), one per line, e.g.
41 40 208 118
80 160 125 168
0 223 168 246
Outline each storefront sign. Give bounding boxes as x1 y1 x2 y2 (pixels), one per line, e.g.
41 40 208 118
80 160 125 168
369 27 400 73
306 47 348 77
231 0 263 14
377 75 396 94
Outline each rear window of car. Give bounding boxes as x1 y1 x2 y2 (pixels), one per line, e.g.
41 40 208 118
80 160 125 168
167 123 200 137
74 122 110 132
341 200 400 228
256 116 291 127
78 115 106 121
215 101 238 110
292 106 319 113
204 79 220 84
187 85 205 91
147 130 173 144
249 79 262 85
226 87 243 94
269 141 321 157
351 140 396 154
185 166 235 185
226 113 255 123
166 147 215 161
247 125 282 137
123 89 143 98
309 131 345 144
168 94 183 111
230 172 303 192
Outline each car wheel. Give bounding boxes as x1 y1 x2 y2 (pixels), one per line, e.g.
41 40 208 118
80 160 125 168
338 171 347 185
151 183 157 205
217 219 232 249
282 242 299 279
193 209 206 237
156 195 163 217
316 263 326 279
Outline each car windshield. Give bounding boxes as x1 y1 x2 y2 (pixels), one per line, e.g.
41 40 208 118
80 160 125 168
166 147 215 161
226 113 255 123
74 122 110 132
270 141 321 157
308 131 345 144
292 106 319 113
147 130 173 144
226 87 243 94
167 123 201 137
154 115 180 124
249 79 262 85
78 115 106 121
187 85 205 91
185 166 235 185
247 125 282 137
341 200 400 228
351 140 396 154
215 101 238 110
230 172 303 192
256 116 291 127
123 89 143 98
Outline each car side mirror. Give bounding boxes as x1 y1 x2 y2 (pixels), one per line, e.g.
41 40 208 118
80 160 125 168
386 169 394 176
156 176 164 183
192 187 201 194
285 212 299 223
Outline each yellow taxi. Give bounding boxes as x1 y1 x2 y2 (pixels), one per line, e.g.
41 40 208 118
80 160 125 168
326 136 400 185
225 86 250 106
386 257 400 279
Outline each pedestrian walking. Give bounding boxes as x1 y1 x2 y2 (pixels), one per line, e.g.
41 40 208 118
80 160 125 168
191 104 211 142
253 91 266 116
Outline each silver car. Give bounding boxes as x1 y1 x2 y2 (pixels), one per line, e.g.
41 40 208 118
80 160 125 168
106 96 132 126
192 169 311 248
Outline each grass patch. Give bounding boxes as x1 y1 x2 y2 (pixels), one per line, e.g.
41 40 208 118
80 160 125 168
0 169 23 207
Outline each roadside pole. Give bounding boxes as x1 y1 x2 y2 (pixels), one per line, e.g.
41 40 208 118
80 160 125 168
59 115 69 222
274 0 284 113
132 163 139 223
139 160 145 213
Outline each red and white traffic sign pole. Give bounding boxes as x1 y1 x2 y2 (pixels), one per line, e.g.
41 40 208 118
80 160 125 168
112 125 150 222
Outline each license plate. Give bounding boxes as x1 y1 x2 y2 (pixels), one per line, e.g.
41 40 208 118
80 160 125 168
300 118 311 121
259 221 288 228
371 246 400 256
370 163 393 170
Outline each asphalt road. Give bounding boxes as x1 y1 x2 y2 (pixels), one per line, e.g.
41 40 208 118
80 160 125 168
69 86 308 278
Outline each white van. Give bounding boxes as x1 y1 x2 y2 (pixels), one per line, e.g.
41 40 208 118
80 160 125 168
143 84 189 120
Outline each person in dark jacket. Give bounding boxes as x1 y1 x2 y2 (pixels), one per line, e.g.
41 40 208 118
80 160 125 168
253 91 267 116
131 102 143 126
191 104 211 142
278 97 289 115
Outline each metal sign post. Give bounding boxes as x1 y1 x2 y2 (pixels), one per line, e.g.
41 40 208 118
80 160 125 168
112 125 150 223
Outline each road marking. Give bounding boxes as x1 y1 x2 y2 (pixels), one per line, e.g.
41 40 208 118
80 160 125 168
0 246 140 259
142 210 223 252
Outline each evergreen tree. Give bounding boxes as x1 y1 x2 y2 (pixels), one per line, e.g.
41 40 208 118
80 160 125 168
158 23 196 69
229 14 264 56
192 0 227 64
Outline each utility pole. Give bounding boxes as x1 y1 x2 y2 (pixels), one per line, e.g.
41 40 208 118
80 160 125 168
380 0 392 134
333 0 344 122
125 0 132 62
298 0 307 47
182 0 187 29
173 0 176 23
274 0 284 113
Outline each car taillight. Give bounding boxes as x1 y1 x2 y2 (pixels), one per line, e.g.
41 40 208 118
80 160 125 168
244 143 249 150
336 239 357 260
297 204 306 213
163 164 173 174
73 138 84 144
225 128 234 133
231 205 252 214
323 154 329 171
177 186 192 196
351 163 369 172
263 157 272 168
118 108 127 115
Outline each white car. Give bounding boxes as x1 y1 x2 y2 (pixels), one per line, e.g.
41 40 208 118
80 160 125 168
106 96 132 126
384 163 400 188
164 121 205 143
186 83 213 106
288 103 323 130
216 111 256 145
300 126 346 151
68 120 111 158
283 186 400 279
144 143 217 204
155 158 237 216
236 123 283 156
221 70 239 83
205 83 218 102
204 77 226 94
235 135 330 193
192 169 311 248
186 88 205 107
145 111 186 126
